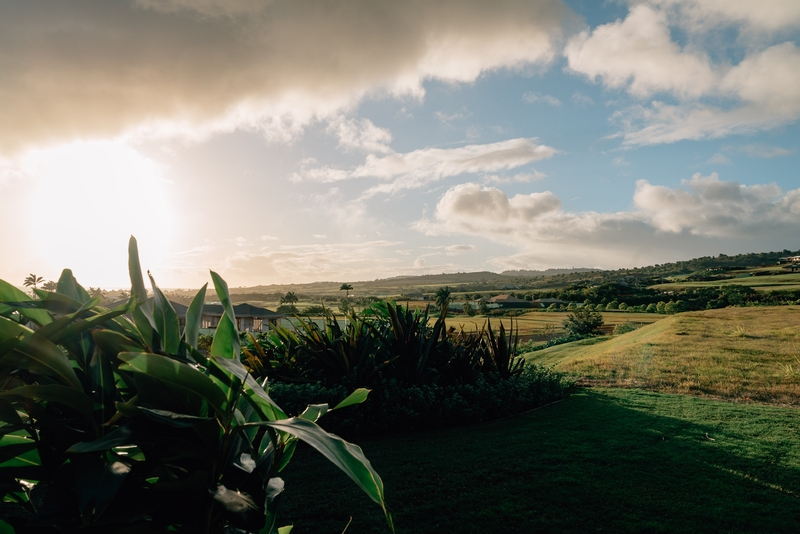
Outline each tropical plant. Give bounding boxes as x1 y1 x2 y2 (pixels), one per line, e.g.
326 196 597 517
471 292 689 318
434 286 451 309
41 280 57 291
0 237 392 533
339 283 353 297
280 291 298 306
22 274 43 291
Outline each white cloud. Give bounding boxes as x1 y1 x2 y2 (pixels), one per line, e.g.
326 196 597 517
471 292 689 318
648 0 800 33
566 3 800 145
739 144 794 158
435 109 473 124
292 138 559 197
0 0 571 154
707 153 731 165
522 92 562 106
416 175 800 270
572 91 595 106
445 244 477 254
485 171 547 184
565 4 717 99
326 116 392 153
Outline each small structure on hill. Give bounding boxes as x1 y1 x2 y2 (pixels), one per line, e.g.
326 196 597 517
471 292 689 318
488 294 532 308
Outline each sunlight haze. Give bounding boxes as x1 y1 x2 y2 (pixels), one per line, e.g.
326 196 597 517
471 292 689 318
1 0 799 288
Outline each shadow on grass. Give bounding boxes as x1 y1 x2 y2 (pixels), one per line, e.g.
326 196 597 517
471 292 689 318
278 388 800 533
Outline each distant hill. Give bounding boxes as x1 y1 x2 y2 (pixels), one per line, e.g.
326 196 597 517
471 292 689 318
501 268 595 277
190 248 800 300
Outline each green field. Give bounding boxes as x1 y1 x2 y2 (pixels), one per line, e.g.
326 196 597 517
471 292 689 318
524 307 800 405
279 388 800 533
271 306 800 532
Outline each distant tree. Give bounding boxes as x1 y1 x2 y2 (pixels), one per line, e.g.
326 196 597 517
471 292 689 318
338 298 352 314
656 301 667 314
340 283 353 297
87 287 105 299
563 308 604 336
434 286 452 309
280 291 299 306
645 303 657 313
23 274 44 291
478 299 490 315
41 280 57 291
463 302 475 316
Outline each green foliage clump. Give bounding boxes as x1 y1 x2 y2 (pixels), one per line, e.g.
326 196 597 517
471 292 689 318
563 307 604 336
613 322 639 335
0 237 392 533
269 365 576 438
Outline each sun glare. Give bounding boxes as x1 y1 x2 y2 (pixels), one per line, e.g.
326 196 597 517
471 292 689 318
24 140 175 288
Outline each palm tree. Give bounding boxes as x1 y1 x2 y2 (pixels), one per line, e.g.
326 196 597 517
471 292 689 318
434 286 452 309
41 280 57 291
23 274 44 291
280 291 299 306
339 283 353 297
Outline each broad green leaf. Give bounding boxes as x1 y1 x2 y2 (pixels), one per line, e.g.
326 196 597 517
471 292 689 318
56 269 91 305
118 352 227 417
1 385 93 419
298 404 328 423
132 305 159 352
149 274 180 354
131 406 215 428
0 518 15 534
212 357 286 420
277 526 293 534
0 398 23 429
68 424 134 453
128 236 148 305
0 279 51 326
333 388 370 411
211 316 237 359
88 348 116 421
0 431 41 468
184 283 207 349
210 271 239 358
93 329 146 356
263 418 392 529
0 317 82 389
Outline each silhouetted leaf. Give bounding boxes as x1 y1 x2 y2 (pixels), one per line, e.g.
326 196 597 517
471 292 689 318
185 283 207 348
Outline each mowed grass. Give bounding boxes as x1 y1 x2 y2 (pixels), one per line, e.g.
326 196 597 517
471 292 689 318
650 269 800 292
278 388 800 533
445 311 664 340
524 306 800 405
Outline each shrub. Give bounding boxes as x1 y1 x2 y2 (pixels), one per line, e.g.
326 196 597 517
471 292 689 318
563 308 604 336
0 237 392 533
613 322 639 335
269 365 576 438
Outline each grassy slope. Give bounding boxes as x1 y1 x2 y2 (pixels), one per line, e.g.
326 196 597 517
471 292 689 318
279 388 800 533
524 307 800 405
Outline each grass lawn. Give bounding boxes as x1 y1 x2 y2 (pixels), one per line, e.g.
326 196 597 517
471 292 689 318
278 388 800 533
524 307 800 405
444 311 664 340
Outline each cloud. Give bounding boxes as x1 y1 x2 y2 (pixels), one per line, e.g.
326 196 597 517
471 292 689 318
739 144 794 158
707 153 732 165
566 2 800 145
572 91 595 106
416 175 800 270
221 240 406 285
485 171 547 184
648 0 800 33
292 138 559 196
522 92 561 106
565 4 717 99
0 0 571 154
435 109 473 124
326 116 392 153
445 244 477 254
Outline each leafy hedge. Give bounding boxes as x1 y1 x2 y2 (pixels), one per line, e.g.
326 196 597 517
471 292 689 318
268 365 576 438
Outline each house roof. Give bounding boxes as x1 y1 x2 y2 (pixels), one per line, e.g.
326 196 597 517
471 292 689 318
105 298 282 319
488 294 529 303
202 303 283 319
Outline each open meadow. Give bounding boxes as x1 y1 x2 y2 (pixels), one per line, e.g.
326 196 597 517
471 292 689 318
524 306 800 405
274 305 800 532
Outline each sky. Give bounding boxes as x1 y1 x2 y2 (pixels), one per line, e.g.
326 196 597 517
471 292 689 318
1 0 799 289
